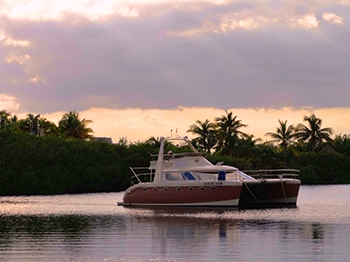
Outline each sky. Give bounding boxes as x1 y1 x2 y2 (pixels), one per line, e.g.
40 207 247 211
1 0 350 143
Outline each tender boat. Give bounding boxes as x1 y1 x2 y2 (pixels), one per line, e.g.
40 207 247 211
118 136 243 207
237 169 301 208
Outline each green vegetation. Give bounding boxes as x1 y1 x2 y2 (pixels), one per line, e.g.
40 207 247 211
0 109 350 196
0 130 125 195
0 110 93 139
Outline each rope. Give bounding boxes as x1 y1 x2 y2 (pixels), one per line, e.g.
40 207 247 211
243 181 263 207
280 176 288 204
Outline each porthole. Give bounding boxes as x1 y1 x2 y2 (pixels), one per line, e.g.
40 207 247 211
210 186 216 190
163 187 168 191
153 187 157 191
176 187 181 191
188 187 193 191
127 190 131 194
200 187 204 190
143 187 147 191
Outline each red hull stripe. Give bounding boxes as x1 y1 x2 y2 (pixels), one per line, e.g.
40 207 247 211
123 185 242 204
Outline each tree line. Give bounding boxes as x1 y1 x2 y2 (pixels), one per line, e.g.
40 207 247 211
187 111 334 155
0 110 93 140
1 109 350 196
187 111 341 166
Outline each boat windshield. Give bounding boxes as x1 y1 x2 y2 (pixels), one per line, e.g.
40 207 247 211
235 170 255 180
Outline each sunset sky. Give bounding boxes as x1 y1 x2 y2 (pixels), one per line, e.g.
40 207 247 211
1 0 349 143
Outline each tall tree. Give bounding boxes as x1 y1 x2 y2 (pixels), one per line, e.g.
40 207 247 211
7 114 20 131
38 117 58 137
58 111 94 140
17 114 41 134
146 136 162 148
265 120 296 151
214 111 248 156
295 114 333 152
265 120 296 165
236 134 262 158
255 142 280 169
187 119 216 153
0 110 11 129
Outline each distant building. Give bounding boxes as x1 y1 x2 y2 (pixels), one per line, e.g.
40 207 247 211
94 137 113 144
320 144 338 154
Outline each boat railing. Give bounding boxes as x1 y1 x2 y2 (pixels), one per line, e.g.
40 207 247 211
129 167 242 184
241 169 300 179
129 167 153 185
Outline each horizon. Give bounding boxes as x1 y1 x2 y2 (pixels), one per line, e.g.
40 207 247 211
4 106 349 144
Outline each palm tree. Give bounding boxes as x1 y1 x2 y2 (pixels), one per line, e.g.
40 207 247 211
0 110 11 129
187 119 216 153
295 114 333 152
7 114 20 131
146 136 162 147
37 117 58 137
255 142 280 169
214 111 248 155
58 111 94 140
17 114 41 134
215 111 248 137
265 120 296 151
145 136 174 151
236 134 262 158
265 120 296 165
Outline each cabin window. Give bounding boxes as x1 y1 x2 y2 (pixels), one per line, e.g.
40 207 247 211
182 172 196 180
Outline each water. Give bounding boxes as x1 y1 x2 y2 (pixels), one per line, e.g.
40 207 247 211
0 185 349 261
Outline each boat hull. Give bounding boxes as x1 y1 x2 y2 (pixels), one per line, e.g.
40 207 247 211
239 179 301 209
118 182 242 207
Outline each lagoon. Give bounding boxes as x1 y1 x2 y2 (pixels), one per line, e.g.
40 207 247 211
1 185 349 261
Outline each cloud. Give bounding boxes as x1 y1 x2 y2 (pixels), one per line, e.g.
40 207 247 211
322 12 344 24
290 15 319 29
0 94 20 111
4 38 30 47
0 0 349 121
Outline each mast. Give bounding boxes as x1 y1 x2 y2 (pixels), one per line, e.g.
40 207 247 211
154 137 165 184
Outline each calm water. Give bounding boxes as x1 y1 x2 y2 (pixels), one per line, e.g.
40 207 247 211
0 185 350 261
